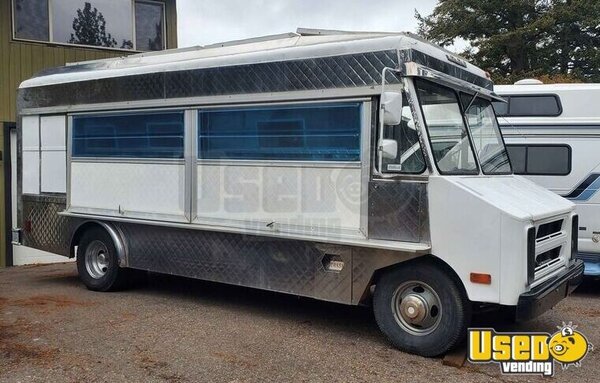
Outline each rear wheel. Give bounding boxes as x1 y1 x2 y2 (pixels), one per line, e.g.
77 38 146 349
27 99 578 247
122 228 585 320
76 227 129 292
373 261 470 357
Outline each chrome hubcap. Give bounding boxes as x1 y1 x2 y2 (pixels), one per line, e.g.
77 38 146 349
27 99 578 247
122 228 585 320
85 241 110 279
392 281 442 336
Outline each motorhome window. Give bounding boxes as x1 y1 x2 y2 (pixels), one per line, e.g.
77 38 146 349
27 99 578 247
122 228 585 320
491 100 509 116
12 0 167 51
496 95 562 117
506 145 571 175
415 80 478 175
381 94 426 174
462 95 511 174
198 103 361 161
506 146 526 174
72 112 185 159
509 96 561 116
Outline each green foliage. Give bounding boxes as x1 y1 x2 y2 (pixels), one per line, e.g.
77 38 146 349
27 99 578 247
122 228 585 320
69 2 118 48
416 0 600 83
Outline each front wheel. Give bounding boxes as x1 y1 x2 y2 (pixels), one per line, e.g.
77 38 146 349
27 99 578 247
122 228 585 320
76 227 129 292
373 261 471 357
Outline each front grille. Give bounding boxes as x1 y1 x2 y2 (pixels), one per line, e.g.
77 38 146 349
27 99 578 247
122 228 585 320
536 246 561 268
528 215 571 285
536 219 563 240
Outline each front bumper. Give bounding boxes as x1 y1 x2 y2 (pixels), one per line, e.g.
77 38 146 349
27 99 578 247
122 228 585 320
577 253 600 276
515 260 585 322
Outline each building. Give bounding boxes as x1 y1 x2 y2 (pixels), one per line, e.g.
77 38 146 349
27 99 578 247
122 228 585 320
0 0 178 266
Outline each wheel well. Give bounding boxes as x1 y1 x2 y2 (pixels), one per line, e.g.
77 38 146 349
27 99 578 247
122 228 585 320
364 255 468 305
69 221 127 267
70 222 100 258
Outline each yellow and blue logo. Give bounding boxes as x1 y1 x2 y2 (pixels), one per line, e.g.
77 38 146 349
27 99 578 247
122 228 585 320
468 322 593 376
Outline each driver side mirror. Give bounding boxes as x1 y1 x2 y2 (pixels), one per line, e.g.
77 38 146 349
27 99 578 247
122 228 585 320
381 91 403 126
380 139 398 160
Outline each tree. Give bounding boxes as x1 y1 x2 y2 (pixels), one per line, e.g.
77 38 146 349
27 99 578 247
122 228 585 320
416 0 600 83
69 2 118 48
121 40 134 50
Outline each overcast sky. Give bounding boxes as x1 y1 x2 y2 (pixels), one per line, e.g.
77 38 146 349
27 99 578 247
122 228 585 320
176 0 439 48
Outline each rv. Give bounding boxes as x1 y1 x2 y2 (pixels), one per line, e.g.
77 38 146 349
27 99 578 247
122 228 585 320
496 81 600 277
15 30 583 357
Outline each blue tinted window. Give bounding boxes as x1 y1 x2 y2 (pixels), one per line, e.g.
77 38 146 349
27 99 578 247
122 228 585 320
72 112 184 158
198 103 361 161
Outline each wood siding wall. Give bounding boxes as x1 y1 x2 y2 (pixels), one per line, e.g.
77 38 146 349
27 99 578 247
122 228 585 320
0 0 178 123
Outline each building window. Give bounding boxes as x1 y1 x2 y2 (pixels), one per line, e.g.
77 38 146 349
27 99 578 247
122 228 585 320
506 145 571 175
13 0 49 41
198 103 362 161
12 0 166 52
52 0 134 49
135 1 165 51
493 95 562 117
72 112 185 159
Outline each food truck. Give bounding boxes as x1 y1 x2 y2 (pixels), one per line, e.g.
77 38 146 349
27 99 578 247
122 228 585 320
15 29 583 357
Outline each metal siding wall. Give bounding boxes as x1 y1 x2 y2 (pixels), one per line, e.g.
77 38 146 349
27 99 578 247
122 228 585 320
0 0 178 123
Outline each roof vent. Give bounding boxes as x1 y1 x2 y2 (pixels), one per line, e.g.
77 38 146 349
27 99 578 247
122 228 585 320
514 79 544 85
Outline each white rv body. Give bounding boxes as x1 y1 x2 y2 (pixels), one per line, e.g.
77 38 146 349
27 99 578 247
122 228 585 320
15 30 583 356
496 83 600 276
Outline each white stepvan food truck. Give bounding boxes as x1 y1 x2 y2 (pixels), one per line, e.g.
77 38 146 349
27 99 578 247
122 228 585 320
15 29 583 357
496 81 600 276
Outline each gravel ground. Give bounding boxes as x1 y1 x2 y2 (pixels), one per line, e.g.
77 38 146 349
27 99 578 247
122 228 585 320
0 263 598 383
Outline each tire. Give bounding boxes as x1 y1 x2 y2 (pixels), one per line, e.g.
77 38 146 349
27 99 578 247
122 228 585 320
76 226 129 292
373 260 471 357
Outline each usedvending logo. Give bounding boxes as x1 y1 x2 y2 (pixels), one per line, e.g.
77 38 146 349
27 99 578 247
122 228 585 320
468 323 593 376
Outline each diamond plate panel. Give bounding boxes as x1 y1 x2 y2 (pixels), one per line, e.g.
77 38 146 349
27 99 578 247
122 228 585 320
368 181 429 243
117 223 353 304
19 47 495 111
19 50 400 109
350 247 421 305
22 195 70 256
165 50 400 99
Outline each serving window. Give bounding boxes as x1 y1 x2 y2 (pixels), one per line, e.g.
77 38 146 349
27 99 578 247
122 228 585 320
197 102 362 162
71 111 185 159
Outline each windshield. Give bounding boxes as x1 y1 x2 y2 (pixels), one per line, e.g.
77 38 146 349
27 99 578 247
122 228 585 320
461 95 512 174
415 79 478 175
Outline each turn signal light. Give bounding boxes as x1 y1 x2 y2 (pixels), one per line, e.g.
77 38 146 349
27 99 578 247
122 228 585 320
470 273 492 285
